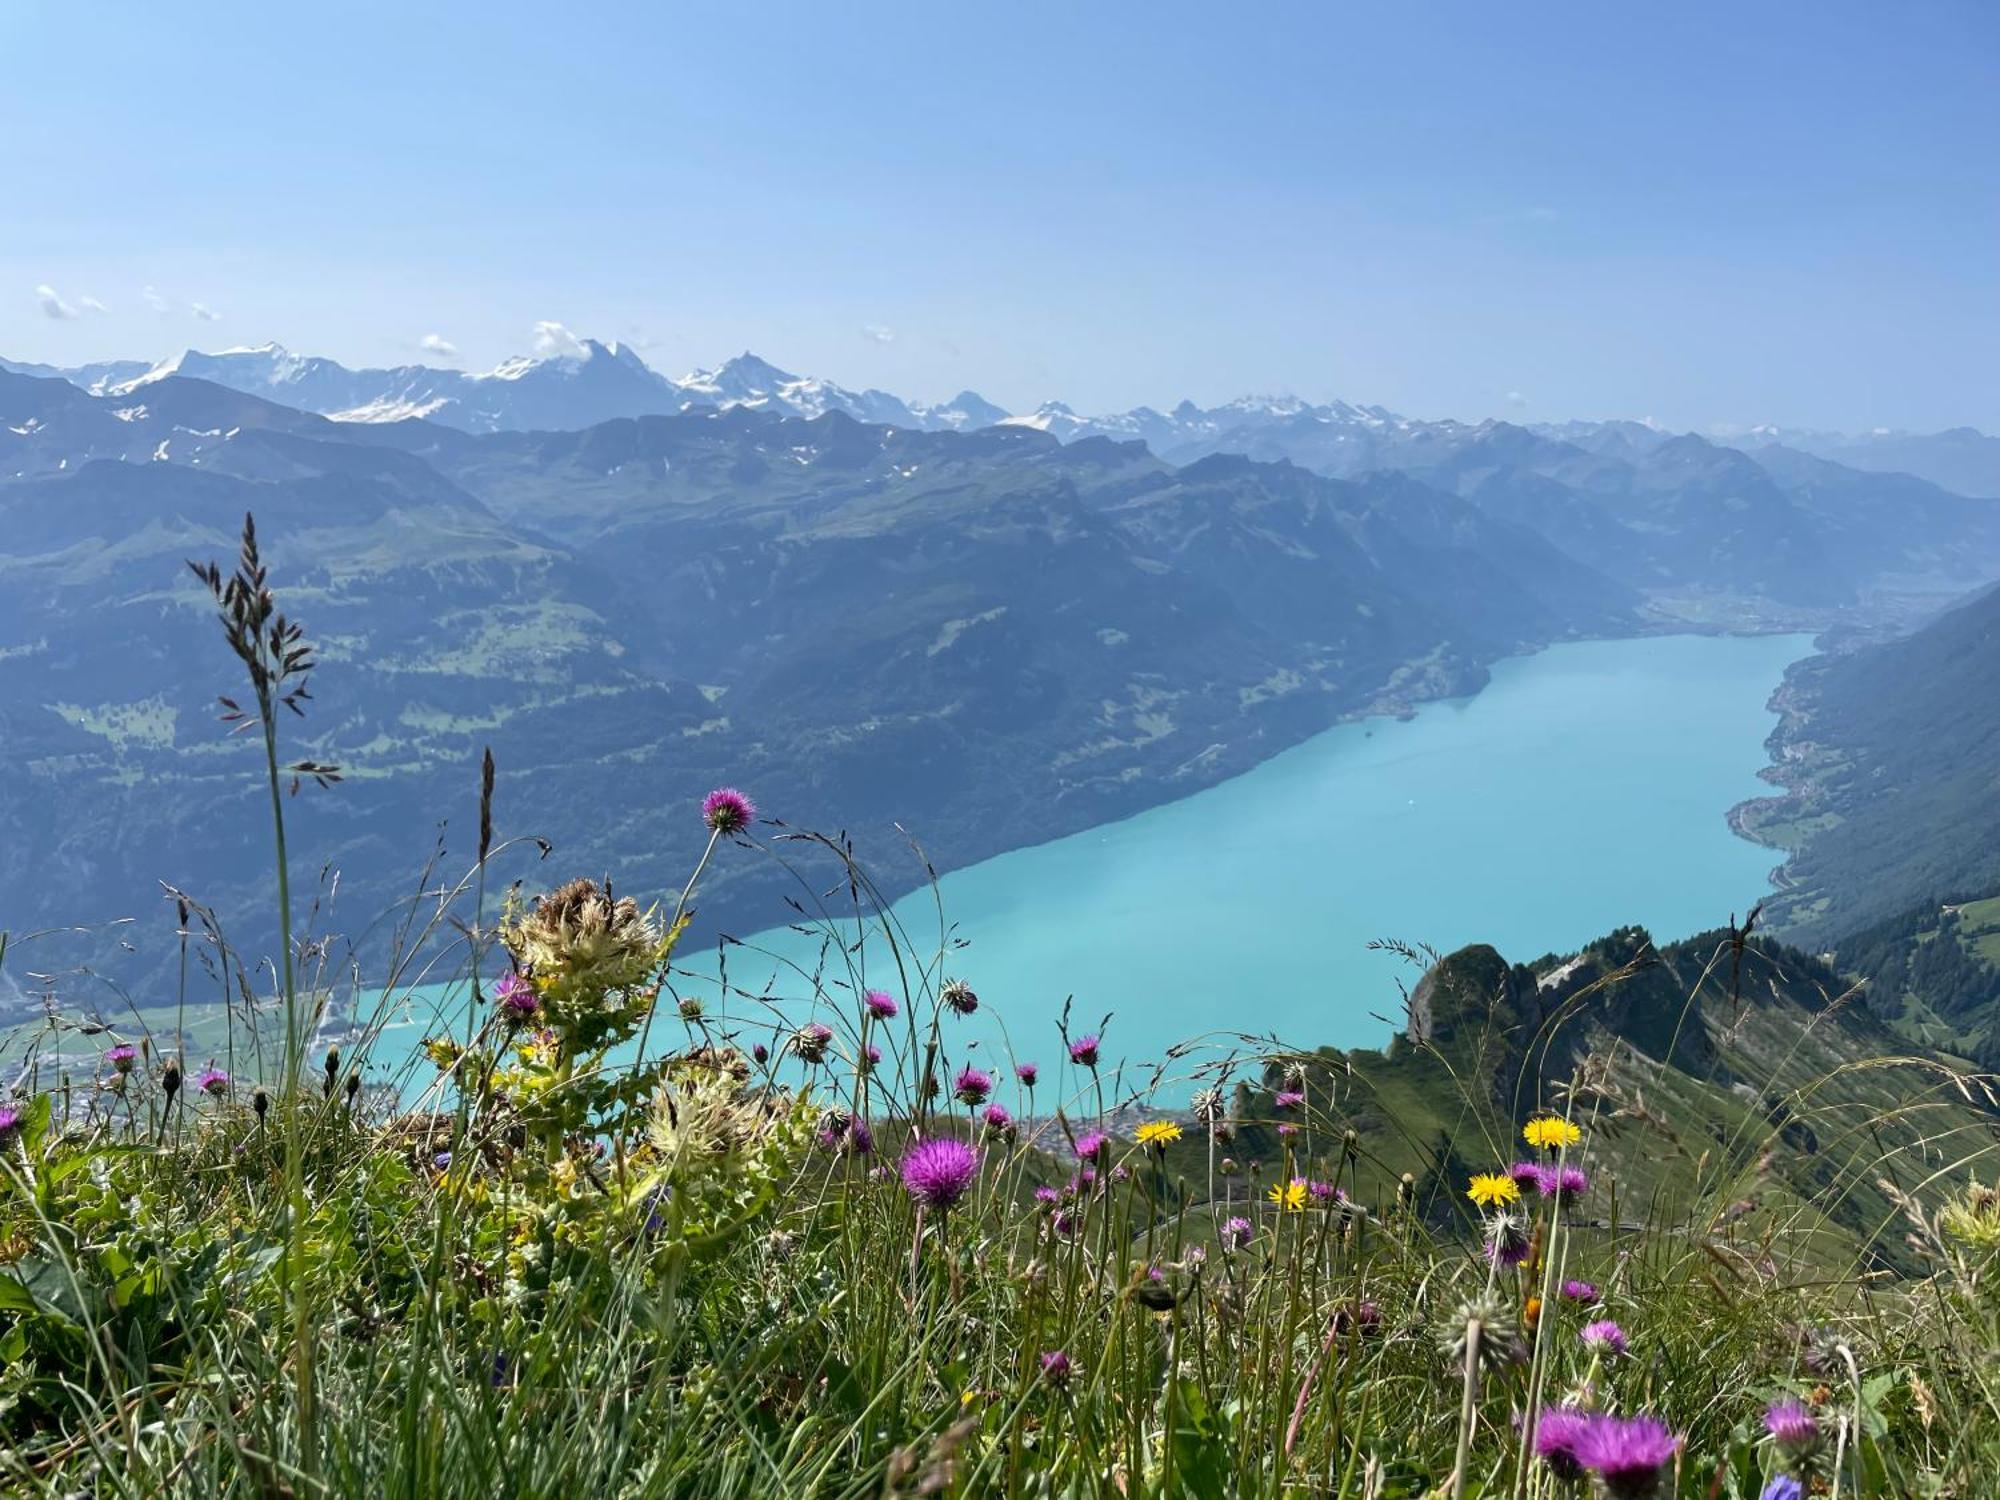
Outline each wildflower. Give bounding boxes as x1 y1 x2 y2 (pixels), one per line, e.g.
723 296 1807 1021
1438 1293 1523 1370
1508 1159 1545 1190
1276 1123 1298 1139
1039 1350 1072 1388
1938 1172 2000 1251
864 989 900 1020
106 1044 138 1074
1135 1120 1182 1151
1573 1413 1680 1499
700 786 756 834
494 971 539 1021
1014 1061 1039 1087
1221 1215 1253 1251
1561 1278 1599 1303
1333 1300 1381 1336
954 1066 994 1106
1760 1478 1803 1500
1581 1319 1628 1357
1034 1185 1060 1206
1524 1295 1543 1331
1485 1211 1532 1267
941 978 979 1016
424 1036 462 1070
982 1103 1013 1137
1539 1164 1589 1205
1764 1398 1821 1460
1268 1177 1309 1212
1533 1407 1594 1483
1050 1210 1077 1237
1068 1034 1100 1068
1075 1131 1109 1164
1467 1172 1521 1208
676 996 704 1021
1524 1116 1582 1151
791 1022 834 1065
1190 1087 1225 1127
1307 1179 1337 1203
1273 1088 1305 1111
844 1119 876 1157
0 1105 21 1147
899 1137 980 1213
433 1151 453 1171
196 1066 229 1097
751 1042 770 1065
503 877 661 1010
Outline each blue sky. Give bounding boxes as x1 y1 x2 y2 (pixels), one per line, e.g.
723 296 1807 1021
3 1 1994 431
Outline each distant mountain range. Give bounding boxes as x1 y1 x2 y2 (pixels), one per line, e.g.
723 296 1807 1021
2 341 1997 1003
8 338 1994 500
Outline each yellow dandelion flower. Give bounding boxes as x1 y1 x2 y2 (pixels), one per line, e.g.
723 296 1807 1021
1523 1116 1581 1151
1467 1172 1521 1208
1268 1177 1310 1212
1135 1120 1183 1150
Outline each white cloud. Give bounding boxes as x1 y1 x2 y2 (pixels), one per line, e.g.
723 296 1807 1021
418 332 459 358
190 301 220 322
862 324 896 344
78 295 110 315
531 320 586 357
36 284 77 320
1505 390 1529 407
143 285 171 314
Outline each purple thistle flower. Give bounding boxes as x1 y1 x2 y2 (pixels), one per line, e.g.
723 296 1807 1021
1533 1407 1594 1484
700 787 756 834
1560 1279 1599 1303
494 972 539 1020
1221 1215 1253 1251
1014 1061 1039 1087
1333 1299 1381 1336
792 1022 834 1064
863 1043 883 1069
1074 1130 1109 1163
196 1067 230 1097
846 1119 875 1157
751 1042 769 1065
899 1137 980 1213
1764 1398 1821 1457
1573 1413 1681 1499
1068 1035 1100 1068
982 1102 1013 1135
1050 1209 1077 1237
1039 1350 1072 1388
1033 1185 1060 1206
1273 1088 1305 1111
954 1065 993 1106
1538 1164 1588 1204
106 1043 139 1073
0 1105 21 1145
1760 1478 1803 1500
1580 1319 1628 1357
1509 1159 1546 1189
941 979 979 1016
863 989 899 1021
1307 1179 1337 1202
1276 1123 1298 1139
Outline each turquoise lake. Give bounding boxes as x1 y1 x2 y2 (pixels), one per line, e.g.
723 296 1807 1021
352 631 1811 1093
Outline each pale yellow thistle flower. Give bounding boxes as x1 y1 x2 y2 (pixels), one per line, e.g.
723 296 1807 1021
1467 1172 1521 1208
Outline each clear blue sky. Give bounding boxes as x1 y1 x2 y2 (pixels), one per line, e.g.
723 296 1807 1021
4 1 1994 431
